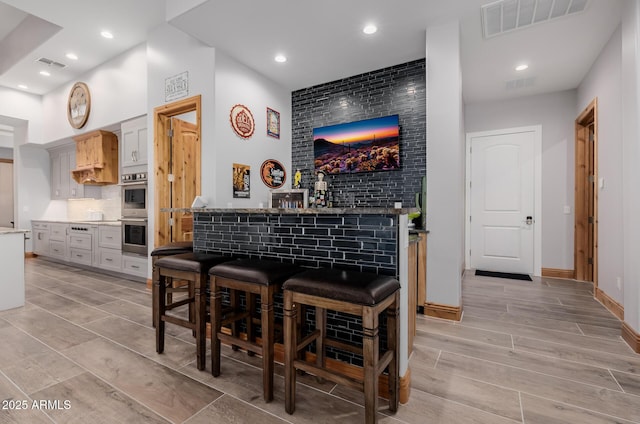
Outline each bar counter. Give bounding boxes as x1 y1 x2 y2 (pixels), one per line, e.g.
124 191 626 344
164 207 416 400
0 228 30 311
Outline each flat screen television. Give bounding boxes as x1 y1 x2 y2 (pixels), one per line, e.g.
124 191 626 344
313 114 400 174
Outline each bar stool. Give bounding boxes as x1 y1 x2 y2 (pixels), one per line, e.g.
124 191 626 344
282 268 400 424
150 241 194 327
208 259 302 402
154 252 232 370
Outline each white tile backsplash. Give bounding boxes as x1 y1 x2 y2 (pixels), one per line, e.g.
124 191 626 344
67 185 121 221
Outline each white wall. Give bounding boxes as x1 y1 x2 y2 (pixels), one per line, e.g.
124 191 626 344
213 51 292 208
0 90 43 145
465 90 577 271
621 0 640 335
146 23 216 275
0 148 11 159
426 21 465 308
577 26 624 305
41 44 148 145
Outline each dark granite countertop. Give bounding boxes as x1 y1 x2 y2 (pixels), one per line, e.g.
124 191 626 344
162 207 419 215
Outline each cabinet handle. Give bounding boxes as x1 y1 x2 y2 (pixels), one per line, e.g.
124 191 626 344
106 236 113 239
131 265 139 269
106 258 113 262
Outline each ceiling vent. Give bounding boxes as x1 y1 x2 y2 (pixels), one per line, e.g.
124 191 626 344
35 57 67 69
481 0 589 38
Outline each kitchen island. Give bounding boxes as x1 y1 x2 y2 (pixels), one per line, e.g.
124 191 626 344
167 206 417 401
0 227 30 311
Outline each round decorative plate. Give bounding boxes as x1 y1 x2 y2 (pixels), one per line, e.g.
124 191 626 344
67 82 91 129
260 159 286 188
229 104 255 139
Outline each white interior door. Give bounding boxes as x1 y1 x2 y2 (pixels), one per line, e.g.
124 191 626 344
0 161 14 228
469 129 536 275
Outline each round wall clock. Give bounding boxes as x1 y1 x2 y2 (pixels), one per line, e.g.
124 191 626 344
67 82 91 129
229 104 255 139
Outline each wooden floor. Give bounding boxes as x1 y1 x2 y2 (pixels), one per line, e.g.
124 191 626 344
0 258 638 423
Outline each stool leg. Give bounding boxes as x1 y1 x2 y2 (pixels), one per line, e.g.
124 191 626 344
230 289 241 351
152 258 158 327
284 290 297 414
363 306 379 424
246 292 256 356
189 278 196 338
315 307 326 384
155 273 166 354
261 285 275 402
387 292 400 412
195 272 207 371
211 276 223 377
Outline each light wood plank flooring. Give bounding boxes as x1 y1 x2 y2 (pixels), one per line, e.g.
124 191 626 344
0 259 638 423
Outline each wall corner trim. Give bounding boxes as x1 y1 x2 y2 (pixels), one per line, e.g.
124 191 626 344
622 321 640 354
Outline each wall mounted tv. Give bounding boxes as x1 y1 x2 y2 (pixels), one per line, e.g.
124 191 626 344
313 114 400 174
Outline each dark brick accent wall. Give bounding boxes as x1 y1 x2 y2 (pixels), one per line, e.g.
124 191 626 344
194 211 398 366
292 59 426 208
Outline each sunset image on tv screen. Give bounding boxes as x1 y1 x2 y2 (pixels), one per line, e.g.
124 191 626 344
313 115 400 174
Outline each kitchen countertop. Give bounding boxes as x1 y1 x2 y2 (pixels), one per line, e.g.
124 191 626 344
32 219 121 226
0 227 30 235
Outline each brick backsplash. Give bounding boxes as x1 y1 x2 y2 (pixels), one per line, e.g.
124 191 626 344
292 59 426 209
194 211 397 365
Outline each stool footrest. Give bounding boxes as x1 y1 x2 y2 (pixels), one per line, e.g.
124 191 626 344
297 329 320 352
221 311 251 326
324 338 362 355
293 359 363 391
377 350 394 375
165 297 194 310
162 315 195 330
218 332 261 354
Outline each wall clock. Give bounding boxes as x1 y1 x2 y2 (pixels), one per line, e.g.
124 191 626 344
67 82 91 129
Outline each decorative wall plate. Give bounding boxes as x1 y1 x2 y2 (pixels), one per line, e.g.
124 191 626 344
260 159 286 188
229 104 255 138
67 82 91 129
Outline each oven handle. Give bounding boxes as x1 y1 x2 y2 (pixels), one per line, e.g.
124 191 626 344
119 218 148 222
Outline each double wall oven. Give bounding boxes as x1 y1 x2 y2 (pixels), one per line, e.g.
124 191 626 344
121 172 148 256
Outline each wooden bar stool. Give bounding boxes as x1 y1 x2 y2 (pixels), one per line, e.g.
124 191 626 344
154 252 232 370
208 259 301 402
282 268 400 424
150 241 193 327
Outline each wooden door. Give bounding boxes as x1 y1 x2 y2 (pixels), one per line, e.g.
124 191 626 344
171 117 199 242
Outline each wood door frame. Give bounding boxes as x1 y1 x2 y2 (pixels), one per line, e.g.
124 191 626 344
465 125 543 276
153 95 201 248
574 98 598 285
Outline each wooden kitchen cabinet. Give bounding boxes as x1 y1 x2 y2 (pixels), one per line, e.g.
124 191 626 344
72 130 118 185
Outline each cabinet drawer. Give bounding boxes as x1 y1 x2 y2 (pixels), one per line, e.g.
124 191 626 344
49 240 67 258
122 255 147 277
32 222 49 230
50 224 68 241
69 248 92 266
99 226 121 249
98 248 122 271
69 234 92 250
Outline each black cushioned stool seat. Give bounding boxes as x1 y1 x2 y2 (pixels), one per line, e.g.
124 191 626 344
154 252 232 370
208 259 302 402
282 268 400 424
150 242 194 327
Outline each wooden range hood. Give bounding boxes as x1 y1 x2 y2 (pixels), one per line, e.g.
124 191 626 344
71 129 118 185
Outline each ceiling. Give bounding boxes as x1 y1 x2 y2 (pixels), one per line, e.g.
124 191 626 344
0 0 623 106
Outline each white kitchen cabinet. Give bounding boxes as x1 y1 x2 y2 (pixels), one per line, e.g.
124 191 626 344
32 222 50 256
49 223 68 260
69 232 93 266
97 225 122 272
121 115 148 171
50 145 84 200
122 254 147 278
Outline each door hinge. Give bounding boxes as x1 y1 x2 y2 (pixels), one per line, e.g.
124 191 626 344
588 216 594 224
168 173 175 182
588 257 593 265
588 175 595 183
589 133 595 142
168 128 174 138
169 218 174 226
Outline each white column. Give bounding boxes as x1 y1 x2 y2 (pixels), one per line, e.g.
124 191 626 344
425 21 465 312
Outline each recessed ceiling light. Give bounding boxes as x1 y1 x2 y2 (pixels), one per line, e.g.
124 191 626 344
39 70 50 76
101 30 114 39
363 24 377 35
66 53 78 60
274 54 287 63
18 84 28 89
515 64 529 71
